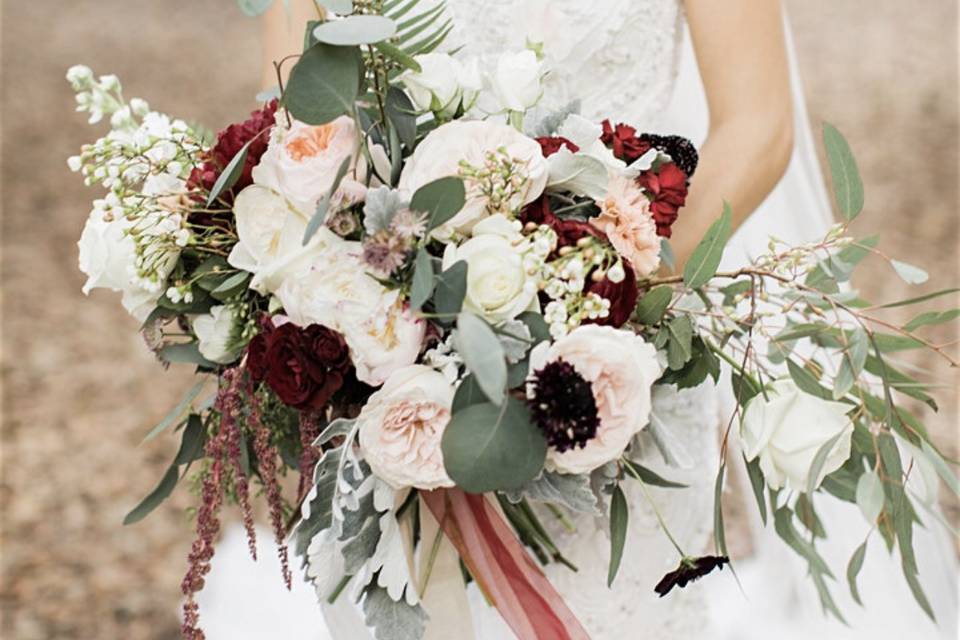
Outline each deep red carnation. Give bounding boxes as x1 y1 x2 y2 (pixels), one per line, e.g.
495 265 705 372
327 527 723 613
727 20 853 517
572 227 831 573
600 120 653 163
637 162 688 238
536 136 580 158
585 260 640 328
246 319 352 412
187 100 279 199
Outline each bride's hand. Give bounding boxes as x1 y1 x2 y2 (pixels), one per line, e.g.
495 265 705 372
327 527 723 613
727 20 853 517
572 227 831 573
669 0 794 269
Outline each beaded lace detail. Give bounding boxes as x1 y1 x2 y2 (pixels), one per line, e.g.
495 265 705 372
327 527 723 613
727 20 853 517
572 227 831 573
445 0 685 127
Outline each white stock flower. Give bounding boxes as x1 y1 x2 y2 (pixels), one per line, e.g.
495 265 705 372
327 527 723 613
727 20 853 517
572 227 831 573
398 120 547 239
740 380 854 491
442 214 539 323
488 50 544 113
275 245 425 386
253 116 366 216
227 185 344 294
529 325 661 474
192 305 240 364
357 365 456 490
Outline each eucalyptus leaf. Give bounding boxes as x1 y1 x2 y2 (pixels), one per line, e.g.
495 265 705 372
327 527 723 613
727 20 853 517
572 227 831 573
713 463 728 555
454 313 507 405
623 459 688 489
665 315 695 371
806 431 848 495
158 343 219 369
634 286 673 325
890 259 930 285
786 359 832 401
607 485 628 586
385 85 418 149
123 463 179 525
517 311 551 344
855 470 884 524
441 398 546 493
904 308 960 332
683 201 732 289
878 287 960 309
432 261 467 318
313 15 397 46
744 456 768 526
451 374 485 413
920 440 960 496
206 138 253 206
173 414 207 467
319 0 353 12
411 177 466 231
847 540 868 606
376 41 423 74
823 122 864 221
409 248 435 310
142 379 207 443
303 156 352 245
284 43 361 125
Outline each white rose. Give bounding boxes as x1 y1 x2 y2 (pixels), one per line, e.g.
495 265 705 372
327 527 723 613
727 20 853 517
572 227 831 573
357 365 456 490
442 214 538 323
227 185 345 294
275 245 425 386
529 325 662 474
398 120 547 239
400 53 480 119
78 210 164 321
487 50 544 113
192 305 240 364
740 380 854 491
253 116 365 216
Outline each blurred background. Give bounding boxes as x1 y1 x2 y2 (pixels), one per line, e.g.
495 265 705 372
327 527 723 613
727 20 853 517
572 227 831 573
1 1 957 638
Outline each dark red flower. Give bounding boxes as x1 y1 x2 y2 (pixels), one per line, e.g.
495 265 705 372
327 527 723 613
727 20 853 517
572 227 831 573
521 196 605 249
187 100 278 199
585 260 639 328
655 556 730 597
536 136 580 158
600 120 653 163
246 319 352 412
638 162 688 238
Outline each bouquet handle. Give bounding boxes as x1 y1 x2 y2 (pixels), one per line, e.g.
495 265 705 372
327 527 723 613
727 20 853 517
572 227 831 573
421 488 590 640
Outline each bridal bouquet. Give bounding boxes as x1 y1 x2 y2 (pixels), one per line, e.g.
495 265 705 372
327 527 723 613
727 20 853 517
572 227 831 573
69 2 958 639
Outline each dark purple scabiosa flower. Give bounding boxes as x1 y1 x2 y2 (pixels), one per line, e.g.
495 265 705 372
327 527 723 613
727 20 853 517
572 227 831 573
655 555 730 597
527 359 601 452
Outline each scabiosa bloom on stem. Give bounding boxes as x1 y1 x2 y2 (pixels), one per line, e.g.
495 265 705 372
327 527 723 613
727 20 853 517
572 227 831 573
655 555 730 597
527 359 601 452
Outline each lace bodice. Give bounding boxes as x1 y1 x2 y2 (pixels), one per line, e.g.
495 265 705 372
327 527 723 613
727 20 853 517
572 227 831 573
445 0 685 127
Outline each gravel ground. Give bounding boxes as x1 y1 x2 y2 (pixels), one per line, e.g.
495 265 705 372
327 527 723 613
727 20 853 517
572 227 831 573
1 1 957 638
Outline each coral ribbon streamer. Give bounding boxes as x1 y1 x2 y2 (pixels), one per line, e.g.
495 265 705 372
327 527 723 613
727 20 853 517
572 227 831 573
421 488 590 640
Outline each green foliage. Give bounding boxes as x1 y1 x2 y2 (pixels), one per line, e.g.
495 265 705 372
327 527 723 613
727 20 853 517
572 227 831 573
622 459 688 489
634 286 673 325
409 247 434 310
142 379 207 443
441 398 546 493
846 540 868 606
284 43 362 125
744 456 768 526
206 138 253 207
823 122 864 221
431 260 467 319
607 485 628 586
411 176 466 231
454 312 507 405
313 15 397 46
683 201 732 289
362 584 427 640
303 156 352 244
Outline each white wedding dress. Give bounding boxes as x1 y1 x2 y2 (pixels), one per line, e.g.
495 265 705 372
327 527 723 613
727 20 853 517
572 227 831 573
197 1 957 638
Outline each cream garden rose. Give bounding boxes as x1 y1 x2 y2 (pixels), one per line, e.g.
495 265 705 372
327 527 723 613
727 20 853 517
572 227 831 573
253 116 366 216
398 120 548 239
487 49 545 113
529 325 662 474
441 214 539 323
740 380 853 491
275 243 425 386
357 365 456 490
228 185 344 294
400 53 481 119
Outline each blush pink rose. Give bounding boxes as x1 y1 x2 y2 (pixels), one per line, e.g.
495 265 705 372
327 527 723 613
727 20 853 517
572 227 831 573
357 365 456 490
590 174 661 277
528 325 661 474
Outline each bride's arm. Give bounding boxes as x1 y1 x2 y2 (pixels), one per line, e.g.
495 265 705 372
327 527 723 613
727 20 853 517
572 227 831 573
260 0 324 89
672 0 794 265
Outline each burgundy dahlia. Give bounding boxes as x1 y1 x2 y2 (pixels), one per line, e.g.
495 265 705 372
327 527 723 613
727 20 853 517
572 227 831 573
527 359 601 452
187 99 278 199
247 319 352 412
637 162 688 238
585 260 640 328
536 135 580 157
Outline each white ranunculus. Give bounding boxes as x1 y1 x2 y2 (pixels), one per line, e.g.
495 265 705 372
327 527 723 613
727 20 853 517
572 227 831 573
275 245 425 386
442 215 538 323
228 185 345 294
253 116 366 216
357 365 456 490
192 305 239 364
740 380 854 491
529 325 662 474
400 53 480 119
398 120 547 240
78 209 164 321
488 50 544 113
